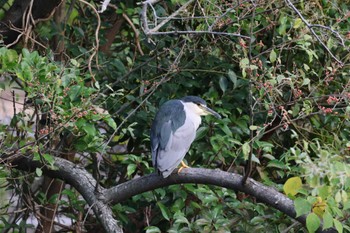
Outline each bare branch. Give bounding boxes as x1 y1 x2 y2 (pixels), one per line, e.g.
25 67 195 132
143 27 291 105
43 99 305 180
78 0 101 82
103 168 337 233
150 0 195 33
140 0 249 39
122 13 144 55
6 154 337 233
98 0 111 13
144 30 250 39
284 0 344 65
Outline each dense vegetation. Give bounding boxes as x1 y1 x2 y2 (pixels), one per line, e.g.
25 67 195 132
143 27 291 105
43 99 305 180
0 0 350 232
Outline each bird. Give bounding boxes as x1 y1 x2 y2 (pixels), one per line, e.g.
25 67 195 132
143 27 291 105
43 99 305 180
150 96 221 178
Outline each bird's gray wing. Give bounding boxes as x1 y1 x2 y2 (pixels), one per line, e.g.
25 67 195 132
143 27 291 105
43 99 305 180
151 100 185 167
151 119 172 167
156 116 197 178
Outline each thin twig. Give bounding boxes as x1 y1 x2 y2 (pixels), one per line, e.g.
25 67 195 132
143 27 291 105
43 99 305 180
242 0 256 185
310 24 345 46
208 1 248 31
284 0 344 65
140 0 250 39
145 30 250 39
122 13 144 55
106 3 144 55
78 0 101 83
102 40 187 151
148 0 195 33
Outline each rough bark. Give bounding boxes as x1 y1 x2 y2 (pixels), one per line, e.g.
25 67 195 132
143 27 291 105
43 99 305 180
103 169 335 232
9 155 337 233
100 14 125 54
13 156 123 233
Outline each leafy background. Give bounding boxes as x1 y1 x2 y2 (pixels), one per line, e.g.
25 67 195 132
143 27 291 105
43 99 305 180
0 0 350 232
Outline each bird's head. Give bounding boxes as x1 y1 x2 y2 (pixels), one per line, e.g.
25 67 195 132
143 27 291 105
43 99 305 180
181 96 221 119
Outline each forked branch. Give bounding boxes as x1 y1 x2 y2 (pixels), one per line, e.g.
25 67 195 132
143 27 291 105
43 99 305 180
7 155 337 233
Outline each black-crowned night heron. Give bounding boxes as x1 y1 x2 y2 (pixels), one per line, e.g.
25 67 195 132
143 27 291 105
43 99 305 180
151 96 221 178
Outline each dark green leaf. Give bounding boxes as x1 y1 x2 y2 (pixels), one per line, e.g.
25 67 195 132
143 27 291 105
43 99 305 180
195 126 209 140
157 202 170 221
219 76 228 93
228 70 237 89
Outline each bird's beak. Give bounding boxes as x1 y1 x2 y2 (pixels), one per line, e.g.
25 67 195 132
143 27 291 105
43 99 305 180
202 105 221 119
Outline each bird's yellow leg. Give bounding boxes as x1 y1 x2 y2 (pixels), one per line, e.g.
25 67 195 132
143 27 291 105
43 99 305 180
178 160 190 173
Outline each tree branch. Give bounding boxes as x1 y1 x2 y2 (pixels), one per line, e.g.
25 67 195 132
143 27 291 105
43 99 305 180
102 168 337 233
0 0 63 45
11 156 123 233
140 0 249 39
284 0 344 65
8 155 336 233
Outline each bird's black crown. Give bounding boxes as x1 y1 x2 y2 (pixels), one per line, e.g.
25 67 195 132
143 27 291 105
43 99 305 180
181 96 207 106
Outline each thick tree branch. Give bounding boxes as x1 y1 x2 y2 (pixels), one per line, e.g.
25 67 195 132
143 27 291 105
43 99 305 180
12 156 123 233
9 155 336 233
103 168 337 233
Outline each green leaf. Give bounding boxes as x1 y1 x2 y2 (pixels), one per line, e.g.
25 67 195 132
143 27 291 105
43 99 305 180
306 213 320 233
195 126 209 140
293 18 302 28
173 212 190 225
68 85 82 101
145 226 161 233
278 16 288 35
83 124 96 136
127 163 137 177
220 124 233 137
105 117 117 130
335 190 342 203
343 200 350 210
333 219 343 233
267 160 288 170
42 153 55 168
322 211 333 230
219 76 228 93
283 177 302 196
251 154 260 164
94 81 100 90
327 37 334 49
157 202 170 220
302 78 310 86
250 216 265 224
294 197 311 217
269 50 277 63
36 168 43 177
227 70 237 89
2 49 18 70
33 152 40 161
239 58 249 68
249 125 258 131
242 142 251 160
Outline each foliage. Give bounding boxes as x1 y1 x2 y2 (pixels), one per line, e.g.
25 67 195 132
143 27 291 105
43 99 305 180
0 0 350 232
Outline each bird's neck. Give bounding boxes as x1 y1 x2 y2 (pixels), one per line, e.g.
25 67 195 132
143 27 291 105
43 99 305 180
183 103 202 130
